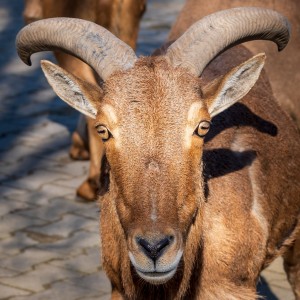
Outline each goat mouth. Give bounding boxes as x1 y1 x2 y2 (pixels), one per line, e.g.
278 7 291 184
136 268 177 285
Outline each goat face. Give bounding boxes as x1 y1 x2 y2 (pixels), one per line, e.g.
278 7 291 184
98 57 207 284
39 53 265 284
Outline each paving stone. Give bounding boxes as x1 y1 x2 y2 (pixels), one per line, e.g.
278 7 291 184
0 283 30 298
0 263 82 293
0 185 27 199
0 231 38 256
55 176 88 189
0 173 7 181
98 294 111 300
0 267 19 277
0 213 46 235
8 280 100 300
3 169 71 191
37 230 100 256
67 271 111 294
27 214 95 238
25 121 69 139
82 294 111 300
0 248 62 273
0 144 41 164
5 190 55 206
0 197 33 217
51 195 97 212
16 100 66 119
44 160 89 178
265 256 285 274
262 267 287 282
64 194 99 220
257 277 295 300
39 183 75 199
0 154 56 179
50 246 101 274
35 147 73 164
17 127 70 150
0 118 33 137
0 231 11 241
18 197 88 222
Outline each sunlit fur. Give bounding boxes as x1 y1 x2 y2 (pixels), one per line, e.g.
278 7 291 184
90 55 300 299
38 11 300 300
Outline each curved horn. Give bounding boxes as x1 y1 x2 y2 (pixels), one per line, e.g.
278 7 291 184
166 7 291 76
16 17 137 80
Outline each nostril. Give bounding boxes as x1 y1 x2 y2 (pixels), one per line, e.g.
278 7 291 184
136 236 174 261
156 237 171 253
168 235 175 243
137 237 152 254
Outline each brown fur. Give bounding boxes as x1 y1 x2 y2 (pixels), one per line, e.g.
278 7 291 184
83 50 300 299
35 5 300 300
23 0 146 200
167 2 300 298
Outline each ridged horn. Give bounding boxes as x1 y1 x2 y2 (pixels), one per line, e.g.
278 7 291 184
16 17 137 80
166 7 291 76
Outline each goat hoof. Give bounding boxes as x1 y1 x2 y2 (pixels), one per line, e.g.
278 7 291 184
69 132 89 160
76 179 98 201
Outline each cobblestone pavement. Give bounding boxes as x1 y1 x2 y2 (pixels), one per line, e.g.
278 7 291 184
0 0 295 299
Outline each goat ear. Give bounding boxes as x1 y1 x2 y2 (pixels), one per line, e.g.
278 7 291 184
203 53 266 118
41 60 102 119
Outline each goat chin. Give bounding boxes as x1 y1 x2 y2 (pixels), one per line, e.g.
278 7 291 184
129 250 183 285
136 267 178 285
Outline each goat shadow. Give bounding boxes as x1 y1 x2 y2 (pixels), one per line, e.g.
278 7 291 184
201 105 281 300
257 276 280 300
205 102 278 144
202 102 278 198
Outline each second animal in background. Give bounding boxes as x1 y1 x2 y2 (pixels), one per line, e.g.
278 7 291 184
168 0 300 128
23 0 146 200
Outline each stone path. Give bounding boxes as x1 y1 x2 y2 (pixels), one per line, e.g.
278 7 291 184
0 0 294 299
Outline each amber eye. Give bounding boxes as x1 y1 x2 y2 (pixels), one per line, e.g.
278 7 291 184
95 125 112 141
195 120 211 137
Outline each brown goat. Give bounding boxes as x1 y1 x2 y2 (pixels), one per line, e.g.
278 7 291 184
16 6 300 300
169 0 300 128
23 0 146 200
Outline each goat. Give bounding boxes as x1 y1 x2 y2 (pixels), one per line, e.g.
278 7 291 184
23 0 146 200
16 6 300 300
169 0 300 128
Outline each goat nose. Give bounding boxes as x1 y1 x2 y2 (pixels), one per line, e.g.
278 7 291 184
137 236 174 261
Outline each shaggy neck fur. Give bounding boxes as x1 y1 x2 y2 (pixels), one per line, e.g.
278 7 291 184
100 164 206 299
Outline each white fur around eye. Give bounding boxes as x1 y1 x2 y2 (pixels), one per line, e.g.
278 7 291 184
184 101 205 148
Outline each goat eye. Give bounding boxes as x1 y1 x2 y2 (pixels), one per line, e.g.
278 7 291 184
95 125 112 141
195 120 211 137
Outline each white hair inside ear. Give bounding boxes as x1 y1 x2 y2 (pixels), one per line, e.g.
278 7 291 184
207 53 266 118
41 60 98 119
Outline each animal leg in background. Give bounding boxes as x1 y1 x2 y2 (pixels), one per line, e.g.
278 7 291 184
22 0 146 201
283 235 300 300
